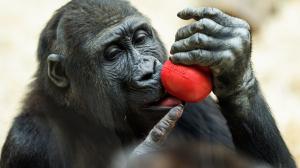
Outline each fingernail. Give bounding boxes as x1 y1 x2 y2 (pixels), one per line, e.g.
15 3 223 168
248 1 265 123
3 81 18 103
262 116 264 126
174 105 184 118
169 105 183 120
170 45 175 54
177 10 184 17
169 56 178 64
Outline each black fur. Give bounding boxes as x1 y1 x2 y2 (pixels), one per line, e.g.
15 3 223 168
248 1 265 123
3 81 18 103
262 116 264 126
0 0 296 168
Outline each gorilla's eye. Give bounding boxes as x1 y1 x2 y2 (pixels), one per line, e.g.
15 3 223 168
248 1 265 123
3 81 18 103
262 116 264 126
104 45 122 61
134 29 149 44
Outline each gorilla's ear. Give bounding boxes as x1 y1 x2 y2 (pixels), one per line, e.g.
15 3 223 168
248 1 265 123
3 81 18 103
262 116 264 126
47 54 69 88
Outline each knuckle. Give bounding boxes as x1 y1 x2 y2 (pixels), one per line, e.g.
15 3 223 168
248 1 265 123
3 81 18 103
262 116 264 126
199 18 210 27
231 37 243 47
172 42 178 49
181 8 188 13
242 20 251 30
235 28 250 39
172 42 181 51
196 33 203 43
175 33 180 41
223 50 234 60
211 7 221 15
190 50 200 60
231 37 244 53
237 18 251 30
161 118 172 128
229 36 251 58
205 7 220 16
175 29 183 38
200 18 220 32
198 49 205 56
190 33 199 43
186 7 196 14
167 109 179 121
153 124 164 134
152 127 161 135
222 53 235 66
236 37 250 53
186 7 194 11
193 22 203 31
171 45 176 52
172 53 182 60
150 129 163 142
197 33 208 43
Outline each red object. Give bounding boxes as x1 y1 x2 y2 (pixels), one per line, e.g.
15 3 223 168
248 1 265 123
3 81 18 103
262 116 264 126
161 60 212 102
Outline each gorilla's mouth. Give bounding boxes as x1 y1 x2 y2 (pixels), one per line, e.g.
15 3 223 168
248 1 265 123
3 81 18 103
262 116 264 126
147 93 183 108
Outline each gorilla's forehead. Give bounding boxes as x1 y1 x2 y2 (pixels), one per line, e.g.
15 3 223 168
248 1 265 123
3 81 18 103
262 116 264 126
100 10 131 28
58 0 143 53
84 15 151 54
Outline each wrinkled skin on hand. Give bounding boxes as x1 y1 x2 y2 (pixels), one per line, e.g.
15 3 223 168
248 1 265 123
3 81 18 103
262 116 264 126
170 7 254 98
131 105 184 158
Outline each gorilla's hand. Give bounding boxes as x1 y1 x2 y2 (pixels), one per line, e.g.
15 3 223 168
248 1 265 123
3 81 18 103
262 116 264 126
130 105 183 158
170 7 254 98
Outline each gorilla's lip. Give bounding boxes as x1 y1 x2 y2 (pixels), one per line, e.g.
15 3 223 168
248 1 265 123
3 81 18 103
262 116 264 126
145 93 183 109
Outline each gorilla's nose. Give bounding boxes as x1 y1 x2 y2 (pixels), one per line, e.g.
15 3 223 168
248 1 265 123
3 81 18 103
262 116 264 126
139 70 153 81
137 58 156 81
134 57 161 85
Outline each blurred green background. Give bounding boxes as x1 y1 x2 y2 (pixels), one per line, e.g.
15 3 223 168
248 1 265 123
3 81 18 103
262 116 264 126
0 0 299 165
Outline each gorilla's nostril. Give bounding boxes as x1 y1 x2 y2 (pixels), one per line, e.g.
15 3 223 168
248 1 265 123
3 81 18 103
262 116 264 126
153 60 157 74
140 73 153 81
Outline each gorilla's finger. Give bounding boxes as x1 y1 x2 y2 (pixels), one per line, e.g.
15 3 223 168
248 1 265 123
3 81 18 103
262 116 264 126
170 50 234 67
130 105 184 158
175 18 233 41
149 105 184 143
171 33 229 54
177 7 250 30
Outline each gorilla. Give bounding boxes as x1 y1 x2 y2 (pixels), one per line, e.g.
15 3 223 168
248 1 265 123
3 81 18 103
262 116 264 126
0 0 296 168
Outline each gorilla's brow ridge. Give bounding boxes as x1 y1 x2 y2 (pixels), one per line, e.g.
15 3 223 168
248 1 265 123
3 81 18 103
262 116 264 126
84 16 152 55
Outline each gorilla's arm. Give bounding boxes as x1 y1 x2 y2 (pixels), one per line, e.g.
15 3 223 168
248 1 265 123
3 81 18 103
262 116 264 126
219 81 296 167
170 7 296 167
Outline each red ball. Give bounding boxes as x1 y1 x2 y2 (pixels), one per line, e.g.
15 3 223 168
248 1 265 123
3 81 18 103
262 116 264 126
161 60 212 102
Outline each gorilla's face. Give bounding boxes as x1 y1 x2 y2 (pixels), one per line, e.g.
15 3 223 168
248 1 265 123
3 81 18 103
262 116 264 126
44 1 182 132
77 16 180 132
95 16 169 110
99 17 166 107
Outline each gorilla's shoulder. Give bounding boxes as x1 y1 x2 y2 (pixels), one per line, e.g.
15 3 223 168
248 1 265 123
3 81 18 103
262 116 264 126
172 97 234 148
0 113 53 167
